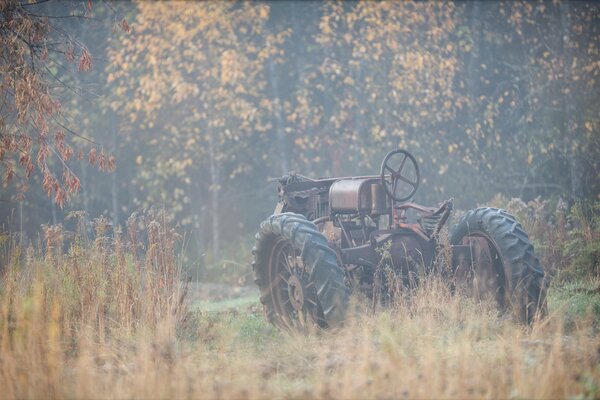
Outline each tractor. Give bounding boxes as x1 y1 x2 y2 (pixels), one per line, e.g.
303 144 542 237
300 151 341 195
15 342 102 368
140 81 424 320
252 149 547 331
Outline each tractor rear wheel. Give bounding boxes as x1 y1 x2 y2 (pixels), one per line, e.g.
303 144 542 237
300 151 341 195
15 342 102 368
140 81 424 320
450 207 547 323
252 213 349 331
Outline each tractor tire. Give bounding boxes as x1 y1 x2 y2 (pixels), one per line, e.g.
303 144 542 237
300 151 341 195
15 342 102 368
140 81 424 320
450 207 547 323
252 213 349 331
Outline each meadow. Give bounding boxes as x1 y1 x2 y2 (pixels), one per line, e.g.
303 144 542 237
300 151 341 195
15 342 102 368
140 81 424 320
0 201 598 399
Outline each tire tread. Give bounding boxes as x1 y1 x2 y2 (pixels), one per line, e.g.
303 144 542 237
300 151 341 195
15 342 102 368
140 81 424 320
253 212 349 328
450 207 548 323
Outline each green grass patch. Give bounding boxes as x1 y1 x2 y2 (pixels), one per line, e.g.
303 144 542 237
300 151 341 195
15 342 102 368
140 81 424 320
193 295 259 313
548 279 600 328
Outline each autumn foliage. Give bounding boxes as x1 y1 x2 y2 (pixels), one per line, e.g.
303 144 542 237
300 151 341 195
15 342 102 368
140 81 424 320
0 2 599 398
0 204 599 398
0 0 114 207
1 0 599 262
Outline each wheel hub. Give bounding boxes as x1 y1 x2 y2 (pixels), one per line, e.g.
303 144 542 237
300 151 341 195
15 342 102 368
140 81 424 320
287 274 305 311
459 236 499 302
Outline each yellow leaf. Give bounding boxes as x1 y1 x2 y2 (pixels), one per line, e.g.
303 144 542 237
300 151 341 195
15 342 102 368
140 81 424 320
585 121 593 132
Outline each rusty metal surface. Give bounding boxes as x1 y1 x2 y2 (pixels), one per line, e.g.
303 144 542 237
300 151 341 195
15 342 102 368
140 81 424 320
267 149 456 305
318 220 341 244
329 178 379 213
456 236 500 303
370 183 390 214
255 147 548 330
287 274 305 311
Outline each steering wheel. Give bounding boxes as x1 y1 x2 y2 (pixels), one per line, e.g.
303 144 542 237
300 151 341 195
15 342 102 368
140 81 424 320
380 149 420 202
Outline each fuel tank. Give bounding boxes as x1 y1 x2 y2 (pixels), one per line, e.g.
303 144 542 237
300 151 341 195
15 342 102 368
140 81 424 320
329 178 389 214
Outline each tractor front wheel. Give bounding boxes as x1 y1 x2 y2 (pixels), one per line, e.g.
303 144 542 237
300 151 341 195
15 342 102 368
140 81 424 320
252 213 349 331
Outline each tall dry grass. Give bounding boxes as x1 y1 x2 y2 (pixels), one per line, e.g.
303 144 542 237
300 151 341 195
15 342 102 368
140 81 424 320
490 196 600 282
0 204 599 399
0 211 188 399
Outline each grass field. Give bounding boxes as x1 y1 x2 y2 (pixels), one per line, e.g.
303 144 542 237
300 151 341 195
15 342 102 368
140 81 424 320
0 203 599 399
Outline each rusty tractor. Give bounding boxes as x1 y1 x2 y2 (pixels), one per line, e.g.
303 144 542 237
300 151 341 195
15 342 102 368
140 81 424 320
252 149 547 331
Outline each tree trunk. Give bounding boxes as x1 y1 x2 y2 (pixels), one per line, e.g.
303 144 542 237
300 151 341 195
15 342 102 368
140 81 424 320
467 1 481 132
208 133 220 260
51 198 57 225
80 157 90 217
268 57 289 175
192 180 207 280
329 145 342 177
19 200 23 246
560 0 584 199
111 115 119 227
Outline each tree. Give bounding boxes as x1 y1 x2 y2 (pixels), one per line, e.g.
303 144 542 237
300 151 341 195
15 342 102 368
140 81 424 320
458 1 599 201
108 1 286 256
0 0 114 207
291 2 462 195
4 0 598 261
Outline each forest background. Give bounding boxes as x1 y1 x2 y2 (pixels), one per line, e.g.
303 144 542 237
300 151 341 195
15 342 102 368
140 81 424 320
1 0 598 282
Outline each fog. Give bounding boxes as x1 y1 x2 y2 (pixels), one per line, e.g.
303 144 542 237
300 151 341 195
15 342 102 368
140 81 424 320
1 1 598 276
